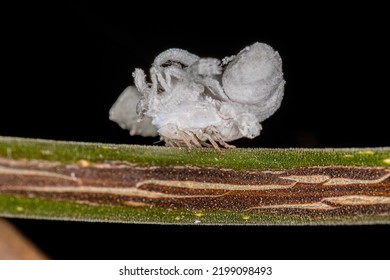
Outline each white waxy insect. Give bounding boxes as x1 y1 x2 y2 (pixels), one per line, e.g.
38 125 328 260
109 42 285 148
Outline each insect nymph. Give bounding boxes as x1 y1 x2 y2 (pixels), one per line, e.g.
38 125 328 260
110 42 285 148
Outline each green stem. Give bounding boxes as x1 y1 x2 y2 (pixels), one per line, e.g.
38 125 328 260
1 136 390 225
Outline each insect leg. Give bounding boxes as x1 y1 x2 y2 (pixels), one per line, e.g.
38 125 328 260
155 71 171 92
153 48 199 68
203 133 221 150
132 68 149 95
211 128 236 149
183 131 203 148
163 66 186 88
177 131 195 149
199 77 230 102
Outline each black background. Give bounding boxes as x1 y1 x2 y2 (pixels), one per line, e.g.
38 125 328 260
2 2 389 259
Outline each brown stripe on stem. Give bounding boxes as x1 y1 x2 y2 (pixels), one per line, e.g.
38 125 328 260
1 159 390 218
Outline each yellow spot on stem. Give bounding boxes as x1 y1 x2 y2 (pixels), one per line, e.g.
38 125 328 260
194 212 204 217
343 154 353 158
242 216 251 220
358 151 374 155
383 158 390 165
16 206 24 212
175 216 182 221
101 145 112 149
78 159 90 167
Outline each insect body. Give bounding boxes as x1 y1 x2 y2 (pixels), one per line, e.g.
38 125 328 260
109 42 285 148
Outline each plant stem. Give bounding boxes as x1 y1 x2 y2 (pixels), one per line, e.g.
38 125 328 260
1 136 390 225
